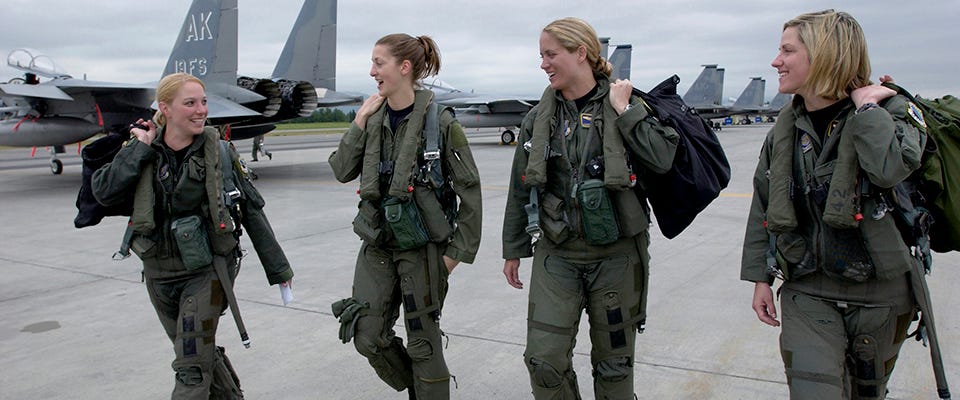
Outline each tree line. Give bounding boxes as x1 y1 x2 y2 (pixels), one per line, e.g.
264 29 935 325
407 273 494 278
282 108 357 124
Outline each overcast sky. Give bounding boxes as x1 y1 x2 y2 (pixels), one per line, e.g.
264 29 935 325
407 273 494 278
3 0 958 103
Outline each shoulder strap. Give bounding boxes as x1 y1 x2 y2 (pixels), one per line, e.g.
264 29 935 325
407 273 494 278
219 140 242 207
423 102 441 160
419 102 446 191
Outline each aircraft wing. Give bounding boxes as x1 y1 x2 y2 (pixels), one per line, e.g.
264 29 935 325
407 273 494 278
315 88 362 107
0 83 74 100
205 93 262 119
47 78 156 91
437 95 536 114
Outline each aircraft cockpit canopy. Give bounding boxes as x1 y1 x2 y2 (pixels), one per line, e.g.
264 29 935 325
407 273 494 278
6 48 70 79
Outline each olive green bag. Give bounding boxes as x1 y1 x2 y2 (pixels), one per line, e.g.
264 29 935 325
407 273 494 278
383 197 429 250
171 215 213 270
578 179 619 245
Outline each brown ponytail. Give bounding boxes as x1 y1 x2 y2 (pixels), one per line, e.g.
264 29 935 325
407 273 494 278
376 33 442 82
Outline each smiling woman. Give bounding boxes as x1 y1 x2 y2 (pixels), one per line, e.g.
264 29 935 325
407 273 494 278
90 72 295 399
327 32 482 399
742 10 928 399
501 17 681 400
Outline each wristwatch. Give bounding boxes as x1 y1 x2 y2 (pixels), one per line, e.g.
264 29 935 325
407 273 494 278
855 102 879 114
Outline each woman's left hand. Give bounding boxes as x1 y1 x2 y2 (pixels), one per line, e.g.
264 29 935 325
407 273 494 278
442 255 459 274
851 81 896 108
279 279 294 305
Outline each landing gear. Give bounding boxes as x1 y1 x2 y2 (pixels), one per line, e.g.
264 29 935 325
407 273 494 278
49 145 65 175
500 129 515 145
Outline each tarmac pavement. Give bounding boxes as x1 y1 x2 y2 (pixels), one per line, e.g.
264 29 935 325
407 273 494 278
0 126 956 399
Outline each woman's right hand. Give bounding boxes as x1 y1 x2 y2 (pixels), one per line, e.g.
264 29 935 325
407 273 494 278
752 281 780 327
353 94 384 130
503 258 523 289
130 119 157 145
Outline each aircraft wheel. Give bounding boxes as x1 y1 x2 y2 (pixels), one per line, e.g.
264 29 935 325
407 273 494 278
500 130 515 145
50 159 63 175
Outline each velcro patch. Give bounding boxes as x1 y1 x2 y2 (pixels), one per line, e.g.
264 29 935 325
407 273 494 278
183 337 197 357
449 125 469 148
800 133 813 153
906 101 927 130
580 113 593 128
182 316 195 333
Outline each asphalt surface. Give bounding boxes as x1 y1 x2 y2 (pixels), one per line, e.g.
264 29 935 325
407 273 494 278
1 125 956 399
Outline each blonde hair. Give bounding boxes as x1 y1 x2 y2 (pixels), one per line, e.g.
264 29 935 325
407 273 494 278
153 72 205 126
375 33 441 84
543 17 612 77
785 10 871 100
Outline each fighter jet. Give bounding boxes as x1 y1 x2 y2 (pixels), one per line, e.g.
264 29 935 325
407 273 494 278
427 39 633 145
0 0 356 174
164 0 360 140
682 64 725 112
721 76 767 119
0 49 155 174
759 91 793 121
679 65 771 126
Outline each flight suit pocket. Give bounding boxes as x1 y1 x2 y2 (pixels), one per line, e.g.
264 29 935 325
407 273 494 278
820 224 875 283
611 189 647 238
775 232 816 280
187 156 205 181
173 156 206 210
383 198 429 250
413 186 454 242
539 192 573 245
130 235 158 259
578 179 619 246
171 215 213 270
446 146 480 187
352 200 384 245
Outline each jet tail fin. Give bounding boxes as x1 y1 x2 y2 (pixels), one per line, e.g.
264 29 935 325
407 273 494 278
271 0 337 91
732 77 765 110
682 64 724 107
768 92 792 112
609 45 632 81
162 0 238 85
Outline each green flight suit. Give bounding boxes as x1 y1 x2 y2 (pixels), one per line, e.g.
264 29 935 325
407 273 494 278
92 126 294 400
329 90 482 399
502 77 679 400
741 96 925 399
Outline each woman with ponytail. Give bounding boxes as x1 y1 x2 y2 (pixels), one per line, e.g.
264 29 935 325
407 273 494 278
328 33 482 400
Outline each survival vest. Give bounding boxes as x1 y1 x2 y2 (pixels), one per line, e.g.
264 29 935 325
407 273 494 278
74 128 242 232
883 82 960 253
634 75 731 238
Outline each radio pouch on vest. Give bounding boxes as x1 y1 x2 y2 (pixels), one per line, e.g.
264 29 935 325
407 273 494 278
171 214 213 270
578 179 620 245
383 197 429 250
353 200 385 245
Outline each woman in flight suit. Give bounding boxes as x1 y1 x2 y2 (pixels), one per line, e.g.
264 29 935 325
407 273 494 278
93 72 293 399
328 33 482 399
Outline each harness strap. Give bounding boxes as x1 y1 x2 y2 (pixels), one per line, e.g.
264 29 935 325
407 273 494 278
213 255 249 348
524 188 541 239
